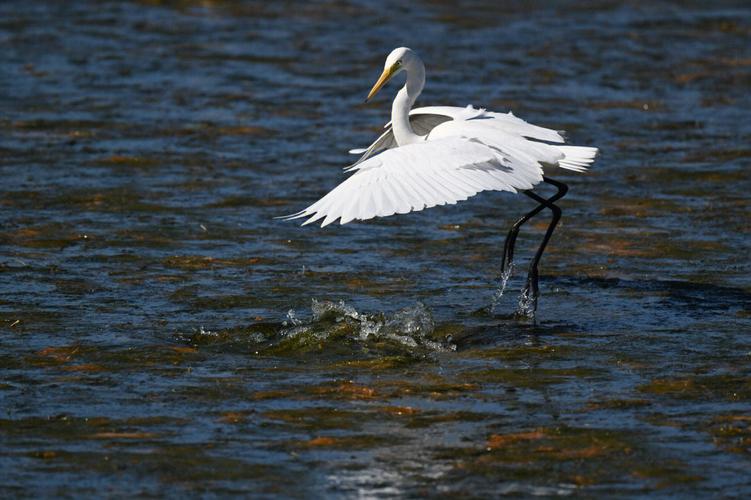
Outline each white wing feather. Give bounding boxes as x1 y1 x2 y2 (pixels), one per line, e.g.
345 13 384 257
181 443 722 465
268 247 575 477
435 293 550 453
346 105 574 167
284 137 542 227
285 104 598 228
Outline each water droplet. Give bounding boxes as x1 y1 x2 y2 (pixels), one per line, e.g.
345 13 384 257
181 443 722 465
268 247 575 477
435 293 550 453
490 263 514 313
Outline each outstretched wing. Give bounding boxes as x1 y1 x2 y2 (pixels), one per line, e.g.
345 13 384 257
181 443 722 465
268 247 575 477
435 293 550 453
283 137 543 227
347 105 568 168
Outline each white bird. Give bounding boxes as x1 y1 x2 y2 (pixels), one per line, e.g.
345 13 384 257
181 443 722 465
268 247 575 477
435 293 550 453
282 47 598 314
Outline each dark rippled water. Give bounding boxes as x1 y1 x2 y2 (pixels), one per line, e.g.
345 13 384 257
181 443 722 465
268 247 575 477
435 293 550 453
2 0 751 496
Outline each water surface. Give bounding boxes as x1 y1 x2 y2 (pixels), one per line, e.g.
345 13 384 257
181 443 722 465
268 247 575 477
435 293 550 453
1 0 751 496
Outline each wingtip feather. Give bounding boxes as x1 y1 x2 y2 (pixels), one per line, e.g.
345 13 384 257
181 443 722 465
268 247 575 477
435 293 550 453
275 210 307 221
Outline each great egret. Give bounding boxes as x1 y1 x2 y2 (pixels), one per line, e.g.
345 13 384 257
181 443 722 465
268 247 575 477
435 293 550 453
282 47 598 314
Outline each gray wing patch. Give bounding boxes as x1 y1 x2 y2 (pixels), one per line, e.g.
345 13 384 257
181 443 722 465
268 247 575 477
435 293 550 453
346 128 397 169
410 113 452 136
346 113 454 168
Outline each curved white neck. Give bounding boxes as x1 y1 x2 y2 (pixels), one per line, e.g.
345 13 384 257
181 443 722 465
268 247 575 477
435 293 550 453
391 62 425 146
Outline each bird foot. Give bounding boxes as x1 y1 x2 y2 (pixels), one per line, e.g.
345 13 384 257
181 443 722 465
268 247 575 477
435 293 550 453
516 287 538 319
516 271 539 319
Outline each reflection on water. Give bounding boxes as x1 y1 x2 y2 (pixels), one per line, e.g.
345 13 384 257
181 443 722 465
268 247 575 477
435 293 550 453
1 0 750 496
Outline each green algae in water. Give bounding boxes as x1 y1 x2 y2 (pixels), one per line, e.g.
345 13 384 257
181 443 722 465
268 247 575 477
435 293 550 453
23 446 287 491
705 415 751 455
434 426 701 490
584 399 652 411
262 407 368 431
287 434 393 451
464 366 603 389
638 374 751 401
181 299 454 357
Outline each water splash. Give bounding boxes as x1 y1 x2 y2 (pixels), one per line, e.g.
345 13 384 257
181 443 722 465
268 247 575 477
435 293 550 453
176 300 452 354
311 298 363 322
490 263 514 313
516 287 537 319
283 309 303 327
280 299 452 353
196 326 218 338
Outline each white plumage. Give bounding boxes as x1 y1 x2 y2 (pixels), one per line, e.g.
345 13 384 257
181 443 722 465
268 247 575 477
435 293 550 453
283 48 597 227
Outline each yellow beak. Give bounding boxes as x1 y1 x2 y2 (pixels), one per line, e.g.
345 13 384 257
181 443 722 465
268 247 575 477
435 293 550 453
366 63 400 101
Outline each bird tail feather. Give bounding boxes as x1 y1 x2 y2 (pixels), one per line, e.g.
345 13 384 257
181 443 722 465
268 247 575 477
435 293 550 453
556 145 598 172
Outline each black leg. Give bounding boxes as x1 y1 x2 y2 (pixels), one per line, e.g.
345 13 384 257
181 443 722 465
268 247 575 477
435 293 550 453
501 177 568 275
518 178 568 316
501 202 545 275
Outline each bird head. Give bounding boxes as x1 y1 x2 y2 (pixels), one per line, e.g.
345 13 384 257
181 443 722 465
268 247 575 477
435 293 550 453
367 47 418 101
